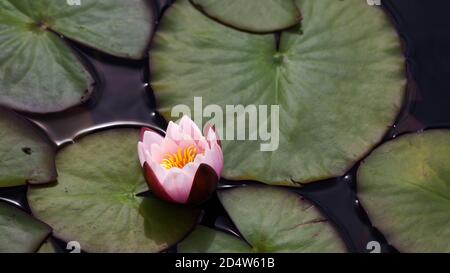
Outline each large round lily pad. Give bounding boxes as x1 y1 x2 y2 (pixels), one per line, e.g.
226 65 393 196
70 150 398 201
0 107 56 188
179 186 346 253
0 201 51 253
191 0 301 33
0 0 154 113
150 0 406 186
28 128 199 253
358 130 450 253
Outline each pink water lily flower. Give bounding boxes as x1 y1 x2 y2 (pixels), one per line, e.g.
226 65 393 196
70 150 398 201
138 116 223 205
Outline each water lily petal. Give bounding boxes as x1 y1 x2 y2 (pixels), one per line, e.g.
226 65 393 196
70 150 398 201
160 135 179 155
150 143 163 164
143 162 174 203
140 128 163 148
166 121 182 142
194 154 206 165
182 162 200 182
187 164 218 205
204 125 221 148
203 142 224 177
179 115 203 141
148 155 168 183
138 142 154 167
176 132 197 150
197 136 209 154
162 168 193 204
138 142 146 166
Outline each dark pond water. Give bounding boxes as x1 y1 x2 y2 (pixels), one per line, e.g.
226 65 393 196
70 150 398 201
1 0 449 253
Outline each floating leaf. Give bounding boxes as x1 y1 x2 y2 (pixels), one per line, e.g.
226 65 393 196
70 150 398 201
178 226 252 253
0 0 154 113
150 0 406 186
28 128 200 253
358 130 450 253
179 186 346 253
37 238 58 253
191 0 301 33
0 201 51 253
0 107 56 188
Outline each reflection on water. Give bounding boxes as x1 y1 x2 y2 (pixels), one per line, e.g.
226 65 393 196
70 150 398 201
24 45 166 147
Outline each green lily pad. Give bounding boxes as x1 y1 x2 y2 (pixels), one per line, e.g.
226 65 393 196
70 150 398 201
37 238 58 253
0 107 56 188
150 0 406 186
179 186 346 253
0 0 154 113
357 130 450 253
0 201 51 253
28 128 200 253
191 0 301 33
178 226 253 253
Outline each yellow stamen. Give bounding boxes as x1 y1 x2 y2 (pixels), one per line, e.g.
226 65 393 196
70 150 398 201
161 145 198 169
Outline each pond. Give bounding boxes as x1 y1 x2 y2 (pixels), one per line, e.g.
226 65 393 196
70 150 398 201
0 0 449 253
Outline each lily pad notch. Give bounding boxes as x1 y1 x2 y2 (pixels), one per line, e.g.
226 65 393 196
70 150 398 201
179 186 347 253
28 128 200 253
150 0 406 186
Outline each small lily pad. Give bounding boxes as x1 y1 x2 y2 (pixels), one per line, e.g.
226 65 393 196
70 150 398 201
28 128 200 253
358 130 450 253
0 201 51 253
150 0 406 186
0 0 154 113
0 107 56 188
179 186 347 253
191 0 301 32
